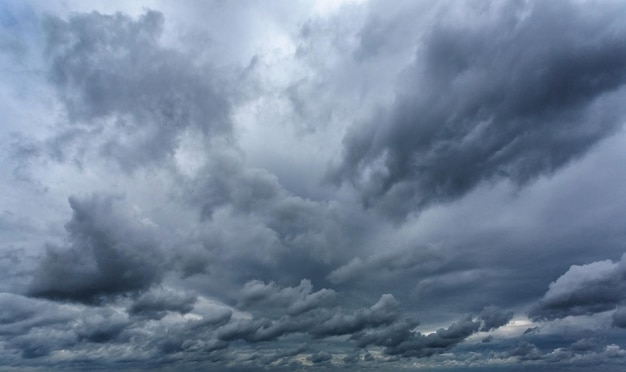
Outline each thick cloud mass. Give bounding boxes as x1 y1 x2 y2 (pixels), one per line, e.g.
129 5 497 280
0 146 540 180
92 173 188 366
238 279 336 316
43 10 230 170
28 194 164 303
531 254 626 320
2 0 626 370
333 1 626 219
128 287 197 319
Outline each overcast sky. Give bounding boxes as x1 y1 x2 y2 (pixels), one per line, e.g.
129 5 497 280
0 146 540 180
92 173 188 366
2 0 626 370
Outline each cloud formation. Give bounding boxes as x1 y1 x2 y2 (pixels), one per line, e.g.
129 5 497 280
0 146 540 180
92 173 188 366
531 254 626 320
2 0 626 370
43 10 231 170
28 194 165 303
332 0 626 219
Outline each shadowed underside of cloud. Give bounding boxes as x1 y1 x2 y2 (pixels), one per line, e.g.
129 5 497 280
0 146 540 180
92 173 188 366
238 279 336 316
0 283 514 368
28 194 165 304
3 0 626 370
128 287 197 320
219 282 514 358
332 0 626 219
530 253 626 320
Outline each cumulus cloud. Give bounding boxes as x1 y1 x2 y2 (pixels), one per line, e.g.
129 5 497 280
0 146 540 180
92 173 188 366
28 194 165 303
238 279 335 316
2 0 626 370
327 245 443 284
309 351 332 364
128 287 197 320
332 0 626 219
0 293 74 337
612 307 626 328
214 283 512 362
530 254 626 319
42 10 231 170
312 293 400 338
376 315 482 358
218 292 400 343
478 305 514 331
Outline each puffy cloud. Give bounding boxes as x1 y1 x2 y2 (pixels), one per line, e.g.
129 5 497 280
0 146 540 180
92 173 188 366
73 308 129 343
332 0 626 220
28 194 165 304
612 307 626 328
311 293 400 338
238 279 335 316
0 293 74 336
128 287 197 320
504 341 543 361
327 245 443 284
218 292 400 343
42 10 231 170
380 315 482 358
309 351 332 364
2 0 626 370
530 254 626 319
214 283 513 362
478 305 514 331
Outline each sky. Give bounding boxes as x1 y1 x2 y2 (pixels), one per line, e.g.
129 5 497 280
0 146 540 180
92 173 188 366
1 0 626 370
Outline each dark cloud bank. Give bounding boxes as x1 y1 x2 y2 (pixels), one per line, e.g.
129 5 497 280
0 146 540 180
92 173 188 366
331 0 626 220
2 0 626 370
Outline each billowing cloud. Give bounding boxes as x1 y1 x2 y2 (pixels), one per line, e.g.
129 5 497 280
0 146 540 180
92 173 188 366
238 279 336 316
42 10 231 170
2 0 626 370
332 0 626 219
530 254 626 319
218 292 401 343
612 307 626 329
478 305 514 332
128 287 197 320
28 194 165 304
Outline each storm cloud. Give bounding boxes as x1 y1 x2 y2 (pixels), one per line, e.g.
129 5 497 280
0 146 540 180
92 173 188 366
2 0 626 370
531 254 626 320
332 0 626 219
42 9 231 170
28 194 165 304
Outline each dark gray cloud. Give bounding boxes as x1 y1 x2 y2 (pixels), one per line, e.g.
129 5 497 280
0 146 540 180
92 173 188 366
0 293 133 360
2 0 626 370
503 341 543 361
309 351 332 364
42 10 231 170
530 254 626 320
0 293 73 337
28 194 165 304
175 146 375 297
238 279 335 316
374 315 482 358
327 244 444 284
218 293 401 343
478 305 514 332
612 307 626 328
214 280 511 361
332 0 626 219
74 308 129 343
571 338 603 353
311 293 400 338
128 287 197 320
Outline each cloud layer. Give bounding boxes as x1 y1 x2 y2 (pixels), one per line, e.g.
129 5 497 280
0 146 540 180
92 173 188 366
2 0 626 370
332 0 626 219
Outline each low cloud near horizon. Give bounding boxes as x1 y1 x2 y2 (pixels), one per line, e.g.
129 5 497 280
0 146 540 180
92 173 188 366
2 0 626 370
